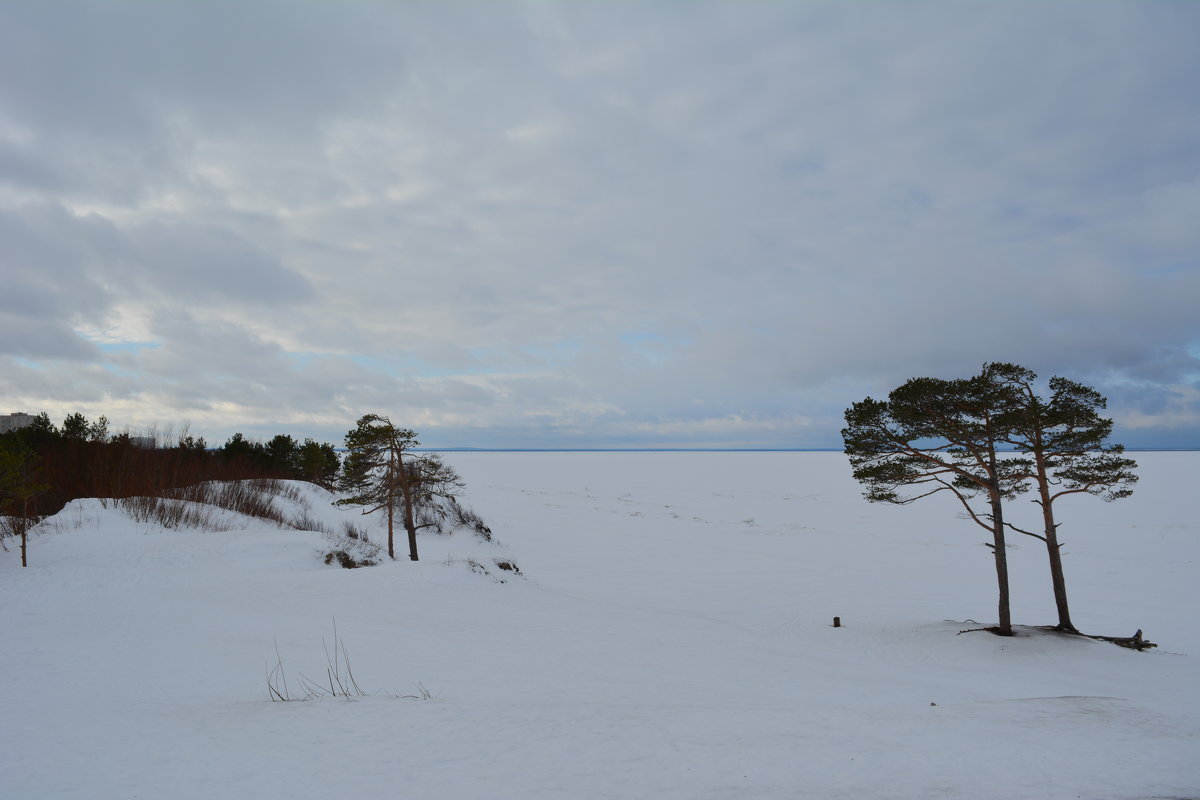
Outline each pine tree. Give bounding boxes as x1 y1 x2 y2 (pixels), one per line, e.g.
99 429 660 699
337 415 411 560
984 363 1138 632
336 415 466 561
263 434 299 476
61 412 90 441
299 438 340 488
843 374 1031 635
0 438 48 567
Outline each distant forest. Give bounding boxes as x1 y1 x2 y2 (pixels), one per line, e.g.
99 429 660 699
0 412 340 520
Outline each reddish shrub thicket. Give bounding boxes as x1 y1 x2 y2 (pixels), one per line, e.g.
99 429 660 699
1 437 290 519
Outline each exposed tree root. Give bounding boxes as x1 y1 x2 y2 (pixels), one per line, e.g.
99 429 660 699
956 623 1157 651
956 626 1007 636
1040 626 1158 651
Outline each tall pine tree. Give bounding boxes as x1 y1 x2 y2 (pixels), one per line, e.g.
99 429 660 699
843 373 1030 636
984 363 1137 632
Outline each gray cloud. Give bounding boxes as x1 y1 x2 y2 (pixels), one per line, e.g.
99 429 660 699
2 1 1198 447
0 315 100 361
129 222 313 305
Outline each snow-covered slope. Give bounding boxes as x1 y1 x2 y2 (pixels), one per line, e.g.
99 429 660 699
2 452 1196 799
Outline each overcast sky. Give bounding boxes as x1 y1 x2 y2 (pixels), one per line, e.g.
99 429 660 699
2 1 1198 449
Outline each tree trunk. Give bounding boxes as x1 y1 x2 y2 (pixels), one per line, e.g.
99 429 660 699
986 441 1013 636
386 495 395 560
20 495 29 568
1027 438 1075 633
1043 535 1074 631
989 489 1012 636
394 450 419 561
385 448 396 559
400 478 419 561
1037 456 1075 631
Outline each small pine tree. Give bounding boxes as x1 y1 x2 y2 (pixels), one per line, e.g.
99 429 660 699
0 438 48 567
61 412 90 441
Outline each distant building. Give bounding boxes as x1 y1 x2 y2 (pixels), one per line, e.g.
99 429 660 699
0 412 38 434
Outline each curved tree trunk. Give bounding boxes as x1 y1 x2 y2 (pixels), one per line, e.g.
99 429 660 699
1037 463 1075 631
1036 482 1075 633
1043 534 1074 632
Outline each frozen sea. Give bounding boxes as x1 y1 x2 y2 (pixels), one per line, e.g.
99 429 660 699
2 451 1197 799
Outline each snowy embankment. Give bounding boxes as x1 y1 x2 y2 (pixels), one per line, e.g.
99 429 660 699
2 452 1197 800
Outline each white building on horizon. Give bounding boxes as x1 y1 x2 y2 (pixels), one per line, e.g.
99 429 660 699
0 412 38 434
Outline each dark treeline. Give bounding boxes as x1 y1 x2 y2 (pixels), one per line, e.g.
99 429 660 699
0 412 340 520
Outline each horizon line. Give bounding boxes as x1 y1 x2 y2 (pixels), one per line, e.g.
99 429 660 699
413 447 1199 453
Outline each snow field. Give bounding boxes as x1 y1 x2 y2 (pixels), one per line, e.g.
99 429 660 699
2 451 1197 799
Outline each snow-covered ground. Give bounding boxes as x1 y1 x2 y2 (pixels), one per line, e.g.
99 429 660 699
2 451 1196 799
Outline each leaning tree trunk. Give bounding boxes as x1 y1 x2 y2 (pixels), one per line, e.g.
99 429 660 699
1036 459 1075 631
1043 532 1074 632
